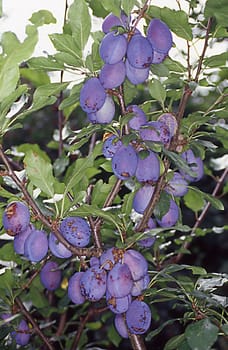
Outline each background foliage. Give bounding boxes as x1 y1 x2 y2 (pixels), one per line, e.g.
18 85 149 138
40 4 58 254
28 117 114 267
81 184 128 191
0 0 227 349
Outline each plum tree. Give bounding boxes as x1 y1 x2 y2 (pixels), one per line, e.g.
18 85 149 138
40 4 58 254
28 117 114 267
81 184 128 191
0 1 227 350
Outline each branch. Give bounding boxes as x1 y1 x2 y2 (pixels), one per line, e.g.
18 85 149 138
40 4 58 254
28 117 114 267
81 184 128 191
70 306 108 350
15 297 54 350
173 167 228 263
0 145 102 258
136 158 170 232
194 17 213 83
129 0 151 38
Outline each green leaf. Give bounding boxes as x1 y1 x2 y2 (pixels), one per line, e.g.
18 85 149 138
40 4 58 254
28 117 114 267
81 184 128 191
204 52 228 68
146 319 182 342
68 0 91 53
149 79 166 105
0 26 38 102
20 68 50 86
28 56 64 71
0 84 28 120
148 6 193 40
24 149 56 197
164 57 186 73
0 59 19 103
163 149 198 177
29 10 56 26
61 154 94 216
87 0 108 18
101 0 121 16
71 204 122 233
189 186 224 211
0 269 14 291
121 0 135 15
50 34 83 64
215 125 228 148
204 0 228 27
154 191 171 220
185 318 218 350
151 62 170 77
33 82 69 98
184 188 205 212
164 334 186 350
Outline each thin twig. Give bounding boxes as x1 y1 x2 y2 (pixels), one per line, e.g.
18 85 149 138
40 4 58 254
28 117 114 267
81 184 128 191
136 158 170 232
70 306 108 350
15 297 54 350
194 17 213 83
174 167 228 263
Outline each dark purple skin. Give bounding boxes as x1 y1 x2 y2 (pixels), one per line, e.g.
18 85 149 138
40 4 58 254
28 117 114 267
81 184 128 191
126 105 147 130
151 50 167 64
126 300 151 335
49 232 72 258
80 77 106 113
111 144 138 180
156 198 179 228
13 223 34 255
99 32 127 64
2 201 30 236
157 113 178 138
88 95 115 124
131 273 150 297
135 150 160 183
106 290 132 314
180 149 204 182
107 262 133 298
102 135 122 159
80 265 107 302
139 121 171 145
132 184 155 214
12 319 30 346
60 216 91 247
127 34 153 68
68 271 86 305
123 249 148 281
102 13 123 33
102 11 129 33
147 18 173 54
89 256 100 267
114 313 129 339
40 261 61 291
125 58 150 85
138 217 157 248
165 172 188 197
24 229 48 262
99 61 126 89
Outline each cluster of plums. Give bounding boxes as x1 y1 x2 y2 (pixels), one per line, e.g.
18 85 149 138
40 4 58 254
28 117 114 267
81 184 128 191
79 11 204 240
2 201 92 291
68 247 151 337
80 13 173 123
